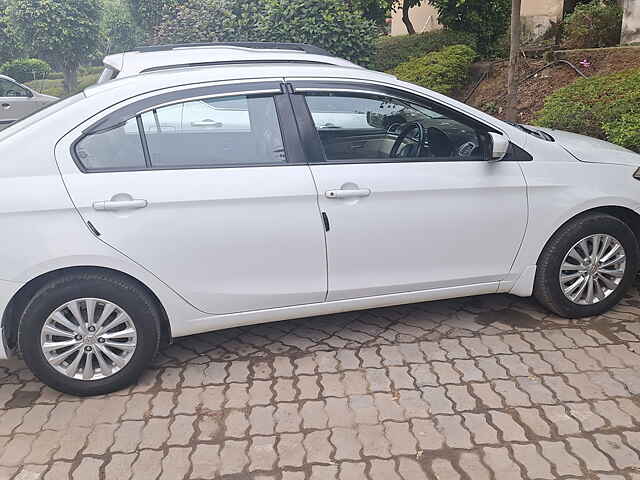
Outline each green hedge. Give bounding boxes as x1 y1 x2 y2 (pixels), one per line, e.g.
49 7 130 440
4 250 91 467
0 58 51 83
535 68 640 152
372 30 477 72
392 44 476 96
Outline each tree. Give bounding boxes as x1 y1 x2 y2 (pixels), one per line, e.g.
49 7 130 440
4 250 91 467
101 0 143 55
400 0 423 34
6 0 102 93
430 0 511 54
0 0 21 64
348 0 395 27
506 0 521 122
127 0 178 34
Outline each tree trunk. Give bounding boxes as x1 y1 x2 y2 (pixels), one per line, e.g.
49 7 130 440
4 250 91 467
402 1 416 35
62 67 78 95
506 0 522 123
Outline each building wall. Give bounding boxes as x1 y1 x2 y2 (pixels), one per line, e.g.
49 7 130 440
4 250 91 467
390 0 564 38
621 0 640 44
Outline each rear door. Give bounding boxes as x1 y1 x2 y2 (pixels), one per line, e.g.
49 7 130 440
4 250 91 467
55 81 327 314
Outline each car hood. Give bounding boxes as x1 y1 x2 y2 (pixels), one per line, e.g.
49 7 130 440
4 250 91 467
534 127 640 167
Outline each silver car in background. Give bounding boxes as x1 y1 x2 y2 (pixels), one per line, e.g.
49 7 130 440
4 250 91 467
0 74 58 130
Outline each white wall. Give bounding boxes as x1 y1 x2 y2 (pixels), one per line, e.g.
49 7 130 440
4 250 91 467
621 0 640 44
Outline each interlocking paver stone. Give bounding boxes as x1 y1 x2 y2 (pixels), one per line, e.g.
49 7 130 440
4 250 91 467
5 283 640 478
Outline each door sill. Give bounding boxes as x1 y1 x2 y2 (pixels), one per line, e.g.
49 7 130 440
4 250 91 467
174 281 500 338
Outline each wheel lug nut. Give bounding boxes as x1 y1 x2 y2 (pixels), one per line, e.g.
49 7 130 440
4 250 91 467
75 335 82 341
85 346 92 352
98 338 106 344
88 326 96 333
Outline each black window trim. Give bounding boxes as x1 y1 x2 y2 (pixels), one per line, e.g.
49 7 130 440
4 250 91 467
71 81 309 173
288 80 532 164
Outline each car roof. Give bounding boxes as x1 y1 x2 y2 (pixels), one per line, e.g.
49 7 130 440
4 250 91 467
85 63 396 100
103 43 363 79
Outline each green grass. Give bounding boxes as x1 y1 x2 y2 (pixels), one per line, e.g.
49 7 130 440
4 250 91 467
26 73 100 98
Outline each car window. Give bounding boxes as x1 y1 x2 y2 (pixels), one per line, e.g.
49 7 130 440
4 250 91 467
303 92 487 163
139 95 285 168
74 93 287 172
75 118 147 171
0 79 30 98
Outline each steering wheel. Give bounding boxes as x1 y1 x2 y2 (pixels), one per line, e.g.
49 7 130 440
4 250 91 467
390 122 426 158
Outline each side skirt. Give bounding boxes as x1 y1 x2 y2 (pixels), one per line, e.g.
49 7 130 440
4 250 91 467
173 281 500 338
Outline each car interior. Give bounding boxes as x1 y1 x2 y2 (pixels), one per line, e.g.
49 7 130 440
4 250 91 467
0 79 30 98
304 93 488 162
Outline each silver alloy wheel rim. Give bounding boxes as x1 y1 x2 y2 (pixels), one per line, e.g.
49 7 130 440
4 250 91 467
559 234 627 305
40 298 137 381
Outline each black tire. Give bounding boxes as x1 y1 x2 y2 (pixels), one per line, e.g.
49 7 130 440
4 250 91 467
534 213 638 318
18 271 161 396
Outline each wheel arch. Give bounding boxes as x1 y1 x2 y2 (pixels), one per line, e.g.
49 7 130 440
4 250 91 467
511 205 640 297
2 266 173 351
541 206 640 261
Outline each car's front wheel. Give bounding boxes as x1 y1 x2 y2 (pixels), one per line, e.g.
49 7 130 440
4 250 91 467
534 213 638 318
19 271 161 396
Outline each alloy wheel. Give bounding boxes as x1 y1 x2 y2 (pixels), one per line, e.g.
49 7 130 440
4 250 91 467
40 298 137 380
559 233 626 305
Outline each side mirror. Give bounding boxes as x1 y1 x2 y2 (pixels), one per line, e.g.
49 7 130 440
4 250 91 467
488 132 509 161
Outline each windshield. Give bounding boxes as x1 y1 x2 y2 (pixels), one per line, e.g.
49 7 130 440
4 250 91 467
0 93 84 143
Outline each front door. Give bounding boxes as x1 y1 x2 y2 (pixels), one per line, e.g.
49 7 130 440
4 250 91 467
291 84 528 301
55 82 327 314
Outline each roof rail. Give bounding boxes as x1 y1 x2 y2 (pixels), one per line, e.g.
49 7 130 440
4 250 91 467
134 42 333 57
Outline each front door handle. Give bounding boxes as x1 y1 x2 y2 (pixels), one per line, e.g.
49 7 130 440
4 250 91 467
93 199 148 211
325 188 371 199
1 103 11 109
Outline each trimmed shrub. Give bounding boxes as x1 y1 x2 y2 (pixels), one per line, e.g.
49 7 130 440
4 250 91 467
535 68 640 152
603 113 640 153
257 0 379 65
392 44 476 96
0 58 52 83
153 0 378 65
563 0 623 49
153 0 263 44
372 30 477 72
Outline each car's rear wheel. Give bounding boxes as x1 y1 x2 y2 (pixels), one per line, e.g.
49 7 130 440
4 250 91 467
534 213 638 318
19 271 161 396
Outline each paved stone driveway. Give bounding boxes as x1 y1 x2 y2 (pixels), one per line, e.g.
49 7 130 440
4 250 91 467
3 283 640 480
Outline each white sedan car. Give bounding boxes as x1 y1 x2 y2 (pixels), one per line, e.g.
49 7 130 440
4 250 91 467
1 43 639 396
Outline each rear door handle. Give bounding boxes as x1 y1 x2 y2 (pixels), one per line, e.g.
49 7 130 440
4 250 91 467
93 199 148 211
325 189 371 199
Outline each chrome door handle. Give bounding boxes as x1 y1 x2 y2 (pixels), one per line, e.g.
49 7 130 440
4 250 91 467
325 188 371 199
191 120 222 128
1 103 10 109
93 199 148 211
